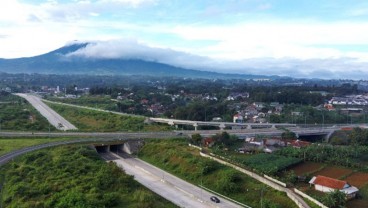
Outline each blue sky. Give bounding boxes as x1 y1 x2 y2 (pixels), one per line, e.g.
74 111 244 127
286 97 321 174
1 0 368 79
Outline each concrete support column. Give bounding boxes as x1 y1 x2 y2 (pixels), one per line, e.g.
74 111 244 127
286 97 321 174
219 123 226 130
175 125 178 130
193 123 198 131
271 124 276 129
247 125 252 129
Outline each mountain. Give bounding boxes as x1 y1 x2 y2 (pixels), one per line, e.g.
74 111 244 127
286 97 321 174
0 43 276 79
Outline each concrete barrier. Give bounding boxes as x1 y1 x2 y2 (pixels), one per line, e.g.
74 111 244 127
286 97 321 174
200 152 310 208
264 175 287 187
294 188 328 208
188 144 202 151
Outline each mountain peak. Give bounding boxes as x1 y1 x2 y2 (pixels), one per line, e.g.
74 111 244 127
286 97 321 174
47 42 90 56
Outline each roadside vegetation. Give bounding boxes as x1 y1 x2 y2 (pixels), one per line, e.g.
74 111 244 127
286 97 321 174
138 138 297 208
0 92 55 131
0 145 176 208
0 137 75 156
46 102 171 132
46 95 119 111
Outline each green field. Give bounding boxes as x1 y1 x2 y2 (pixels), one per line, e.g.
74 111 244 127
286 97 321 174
46 96 119 111
0 137 79 156
139 139 297 208
46 102 171 132
0 93 55 131
0 145 177 208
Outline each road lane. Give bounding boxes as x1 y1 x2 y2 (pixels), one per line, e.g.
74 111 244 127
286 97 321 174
14 93 77 131
113 154 243 208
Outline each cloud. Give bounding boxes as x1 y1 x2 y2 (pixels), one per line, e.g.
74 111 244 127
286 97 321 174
65 40 368 79
171 21 368 60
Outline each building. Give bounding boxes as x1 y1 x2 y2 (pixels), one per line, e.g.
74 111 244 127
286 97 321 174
233 114 244 123
309 175 359 200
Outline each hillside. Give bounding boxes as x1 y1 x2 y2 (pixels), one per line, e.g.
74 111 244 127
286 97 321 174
0 42 275 79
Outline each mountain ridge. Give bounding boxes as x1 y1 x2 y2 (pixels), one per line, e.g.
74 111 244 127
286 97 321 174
0 42 279 79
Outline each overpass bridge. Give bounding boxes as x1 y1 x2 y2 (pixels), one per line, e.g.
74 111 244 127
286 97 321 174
149 118 296 131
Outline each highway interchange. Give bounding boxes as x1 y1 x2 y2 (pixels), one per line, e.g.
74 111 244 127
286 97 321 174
2 93 364 207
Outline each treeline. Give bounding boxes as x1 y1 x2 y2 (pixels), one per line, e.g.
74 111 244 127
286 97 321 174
0 145 176 208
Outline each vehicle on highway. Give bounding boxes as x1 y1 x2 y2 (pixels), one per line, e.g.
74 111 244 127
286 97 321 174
210 196 220 203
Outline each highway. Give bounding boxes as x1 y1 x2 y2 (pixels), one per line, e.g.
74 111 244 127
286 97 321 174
112 153 243 208
14 93 77 131
0 131 181 138
0 138 243 208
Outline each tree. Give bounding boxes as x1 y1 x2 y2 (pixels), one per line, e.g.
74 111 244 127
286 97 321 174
350 127 368 145
191 133 202 145
323 190 346 208
281 130 297 140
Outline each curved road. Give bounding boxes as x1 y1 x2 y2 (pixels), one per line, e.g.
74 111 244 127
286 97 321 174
0 138 242 208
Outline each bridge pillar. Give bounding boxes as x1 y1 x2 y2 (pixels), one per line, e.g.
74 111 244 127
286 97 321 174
193 123 198 131
247 125 252 129
168 121 175 126
175 125 178 130
219 123 226 131
271 125 276 129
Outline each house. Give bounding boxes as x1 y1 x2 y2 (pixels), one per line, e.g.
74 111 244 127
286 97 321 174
245 106 258 116
309 175 359 200
227 92 250 101
233 114 244 123
288 140 311 148
263 146 278 153
253 102 265 109
203 138 215 147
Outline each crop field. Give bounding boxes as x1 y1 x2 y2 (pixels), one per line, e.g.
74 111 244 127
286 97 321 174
231 153 302 175
313 166 353 179
288 161 324 176
345 172 368 188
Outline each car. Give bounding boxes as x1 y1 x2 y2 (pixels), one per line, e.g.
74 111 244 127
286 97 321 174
210 196 220 203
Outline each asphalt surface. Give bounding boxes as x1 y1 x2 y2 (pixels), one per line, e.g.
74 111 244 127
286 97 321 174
15 93 77 131
112 153 243 208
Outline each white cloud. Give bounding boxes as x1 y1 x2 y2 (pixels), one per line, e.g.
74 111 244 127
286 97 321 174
65 40 368 79
171 21 368 61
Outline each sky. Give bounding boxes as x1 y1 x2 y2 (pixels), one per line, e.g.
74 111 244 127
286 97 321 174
1 0 368 79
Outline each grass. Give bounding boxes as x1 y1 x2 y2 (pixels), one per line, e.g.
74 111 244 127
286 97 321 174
0 93 56 132
139 138 298 208
0 137 76 156
46 102 171 132
46 95 119 111
0 145 177 208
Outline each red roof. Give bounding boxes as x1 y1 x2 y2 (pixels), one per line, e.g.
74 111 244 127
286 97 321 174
289 140 311 148
311 175 347 189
